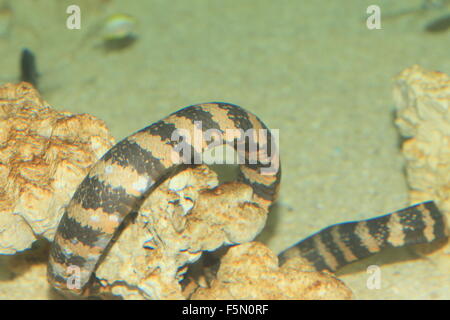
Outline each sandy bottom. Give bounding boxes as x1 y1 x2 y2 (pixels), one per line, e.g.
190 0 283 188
0 0 448 299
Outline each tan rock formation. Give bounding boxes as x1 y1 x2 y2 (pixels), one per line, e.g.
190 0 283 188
95 165 269 299
393 65 450 218
0 82 115 254
190 242 353 300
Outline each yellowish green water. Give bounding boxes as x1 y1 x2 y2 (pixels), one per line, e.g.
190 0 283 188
0 0 448 299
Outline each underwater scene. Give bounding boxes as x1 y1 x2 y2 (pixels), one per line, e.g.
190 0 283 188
0 0 448 300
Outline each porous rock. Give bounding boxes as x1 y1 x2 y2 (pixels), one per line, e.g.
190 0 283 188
80 166 352 300
95 165 268 299
190 242 353 300
393 65 450 218
0 82 115 254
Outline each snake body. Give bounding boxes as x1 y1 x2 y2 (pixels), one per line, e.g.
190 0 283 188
278 200 448 272
47 102 448 296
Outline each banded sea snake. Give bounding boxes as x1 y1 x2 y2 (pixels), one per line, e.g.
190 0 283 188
47 102 448 297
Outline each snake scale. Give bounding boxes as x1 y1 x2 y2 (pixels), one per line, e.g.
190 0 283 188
47 102 448 297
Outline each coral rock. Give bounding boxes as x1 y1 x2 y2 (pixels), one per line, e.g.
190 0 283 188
190 242 353 300
0 82 115 254
95 165 268 299
393 65 450 218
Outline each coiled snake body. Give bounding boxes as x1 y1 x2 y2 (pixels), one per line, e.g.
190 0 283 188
48 102 448 297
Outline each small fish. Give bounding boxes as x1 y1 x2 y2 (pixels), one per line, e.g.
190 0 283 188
101 13 137 50
20 48 39 88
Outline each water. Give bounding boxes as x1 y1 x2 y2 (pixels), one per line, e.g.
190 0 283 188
0 0 448 299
